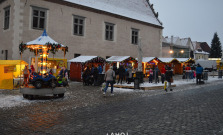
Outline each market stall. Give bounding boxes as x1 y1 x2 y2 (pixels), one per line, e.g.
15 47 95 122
158 58 195 74
106 56 138 71
141 57 157 76
69 56 106 82
0 60 28 89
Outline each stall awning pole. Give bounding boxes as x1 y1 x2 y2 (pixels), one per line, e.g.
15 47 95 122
20 53 22 89
35 49 38 72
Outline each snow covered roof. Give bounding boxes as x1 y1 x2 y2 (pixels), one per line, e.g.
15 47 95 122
26 30 64 46
176 58 191 62
68 56 104 63
158 58 177 63
64 0 162 27
157 58 192 63
106 56 133 62
194 50 209 55
142 57 156 62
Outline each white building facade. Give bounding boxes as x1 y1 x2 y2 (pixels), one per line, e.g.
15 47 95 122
0 0 163 62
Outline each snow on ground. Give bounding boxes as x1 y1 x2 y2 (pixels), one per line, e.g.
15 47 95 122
0 76 222 109
113 76 223 92
0 95 31 108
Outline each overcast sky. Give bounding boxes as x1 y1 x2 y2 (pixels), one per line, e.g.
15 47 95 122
150 0 223 46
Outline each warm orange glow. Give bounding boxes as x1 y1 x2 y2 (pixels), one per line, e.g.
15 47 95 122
180 50 184 53
169 50 174 54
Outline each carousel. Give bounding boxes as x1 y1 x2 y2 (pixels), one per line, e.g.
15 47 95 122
19 30 68 100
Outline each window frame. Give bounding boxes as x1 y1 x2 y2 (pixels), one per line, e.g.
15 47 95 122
4 6 10 30
73 15 85 36
105 22 115 41
31 6 47 30
131 28 139 45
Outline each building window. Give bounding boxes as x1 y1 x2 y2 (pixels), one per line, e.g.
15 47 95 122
73 15 85 36
105 23 114 41
4 6 10 30
132 28 139 45
5 50 8 60
32 7 47 30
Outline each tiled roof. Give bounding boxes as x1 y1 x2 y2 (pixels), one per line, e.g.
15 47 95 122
199 42 211 53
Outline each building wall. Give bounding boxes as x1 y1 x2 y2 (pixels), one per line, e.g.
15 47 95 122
0 0 14 60
3 0 162 62
195 53 209 60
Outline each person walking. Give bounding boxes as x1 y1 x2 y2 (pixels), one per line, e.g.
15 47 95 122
102 66 115 96
196 64 203 84
165 66 173 92
118 65 125 84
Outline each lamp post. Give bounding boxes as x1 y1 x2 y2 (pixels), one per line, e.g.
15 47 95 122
137 37 142 71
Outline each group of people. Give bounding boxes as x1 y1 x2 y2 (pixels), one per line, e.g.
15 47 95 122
183 64 204 84
147 65 174 92
113 64 134 84
82 65 103 85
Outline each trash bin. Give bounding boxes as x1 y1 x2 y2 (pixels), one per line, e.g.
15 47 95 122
136 71 144 83
218 70 222 79
95 74 105 86
134 78 140 89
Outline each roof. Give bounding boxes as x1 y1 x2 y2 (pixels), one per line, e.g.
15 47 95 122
158 58 177 63
26 30 64 46
68 56 105 63
142 57 156 62
106 56 132 62
158 58 192 63
64 0 162 27
194 50 209 55
0 60 28 65
199 42 211 53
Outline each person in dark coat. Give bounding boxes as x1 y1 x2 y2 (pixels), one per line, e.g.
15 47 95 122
153 65 160 83
196 64 203 84
161 66 166 84
93 67 99 85
165 66 173 92
117 65 125 84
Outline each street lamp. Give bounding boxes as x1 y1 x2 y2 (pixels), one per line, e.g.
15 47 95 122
169 50 174 54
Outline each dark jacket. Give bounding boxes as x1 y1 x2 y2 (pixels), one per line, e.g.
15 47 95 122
165 69 173 82
118 66 125 77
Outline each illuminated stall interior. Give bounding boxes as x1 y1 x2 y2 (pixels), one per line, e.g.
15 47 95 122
31 57 67 76
106 56 137 71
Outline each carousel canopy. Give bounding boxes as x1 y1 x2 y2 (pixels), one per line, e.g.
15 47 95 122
106 56 133 62
68 56 105 63
26 29 63 46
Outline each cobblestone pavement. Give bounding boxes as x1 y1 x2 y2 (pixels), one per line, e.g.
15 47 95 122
0 76 223 135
